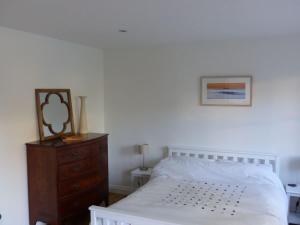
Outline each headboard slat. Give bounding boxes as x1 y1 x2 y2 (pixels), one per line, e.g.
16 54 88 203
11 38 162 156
168 146 279 175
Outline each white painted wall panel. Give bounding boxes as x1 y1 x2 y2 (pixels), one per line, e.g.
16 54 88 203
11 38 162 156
0 27 104 225
104 38 300 187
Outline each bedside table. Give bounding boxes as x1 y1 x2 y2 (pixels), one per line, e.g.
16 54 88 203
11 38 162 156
130 168 153 188
286 184 300 224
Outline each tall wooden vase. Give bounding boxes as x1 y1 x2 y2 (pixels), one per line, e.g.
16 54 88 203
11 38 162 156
79 96 88 135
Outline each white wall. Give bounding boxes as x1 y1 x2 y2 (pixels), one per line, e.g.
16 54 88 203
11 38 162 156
1 25 300 224
104 38 300 188
0 27 104 225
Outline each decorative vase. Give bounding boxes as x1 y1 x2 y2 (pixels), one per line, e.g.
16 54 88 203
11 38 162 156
78 96 88 135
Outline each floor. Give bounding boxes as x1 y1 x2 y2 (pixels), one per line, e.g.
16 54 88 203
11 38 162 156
108 192 127 205
66 193 126 225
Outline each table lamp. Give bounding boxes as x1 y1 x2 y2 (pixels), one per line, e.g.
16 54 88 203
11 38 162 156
139 144 149 171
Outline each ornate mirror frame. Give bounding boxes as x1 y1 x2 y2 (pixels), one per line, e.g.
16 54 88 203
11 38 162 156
35 89 75 141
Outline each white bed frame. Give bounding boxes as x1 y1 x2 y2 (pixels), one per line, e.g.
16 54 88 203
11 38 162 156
168 146 279 175
89 146 279 225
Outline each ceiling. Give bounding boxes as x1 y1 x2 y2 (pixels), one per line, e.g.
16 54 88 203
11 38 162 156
0 0 300 48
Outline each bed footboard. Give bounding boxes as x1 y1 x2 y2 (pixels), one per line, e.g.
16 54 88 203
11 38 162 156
89 205 180 225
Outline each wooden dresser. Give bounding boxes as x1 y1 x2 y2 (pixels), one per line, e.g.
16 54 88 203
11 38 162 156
26 133 108 225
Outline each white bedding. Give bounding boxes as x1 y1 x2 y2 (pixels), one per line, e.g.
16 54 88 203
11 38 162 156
111 157 288 225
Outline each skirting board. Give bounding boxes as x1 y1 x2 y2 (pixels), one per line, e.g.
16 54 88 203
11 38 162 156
109 184 134 195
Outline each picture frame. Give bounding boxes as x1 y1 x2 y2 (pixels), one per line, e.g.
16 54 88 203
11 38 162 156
200 76 252 106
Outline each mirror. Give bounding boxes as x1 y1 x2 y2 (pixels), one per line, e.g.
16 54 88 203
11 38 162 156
35 89 75 141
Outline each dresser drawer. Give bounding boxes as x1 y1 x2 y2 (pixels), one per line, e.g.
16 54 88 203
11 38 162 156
26 133 108 225
59 157 99 180
59 173 104 197
58 143 99 165
59 188 104 218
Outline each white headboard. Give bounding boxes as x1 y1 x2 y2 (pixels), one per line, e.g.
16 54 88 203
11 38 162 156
168 146 279 175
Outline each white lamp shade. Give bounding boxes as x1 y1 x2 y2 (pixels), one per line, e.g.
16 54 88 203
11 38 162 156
139 144 149 154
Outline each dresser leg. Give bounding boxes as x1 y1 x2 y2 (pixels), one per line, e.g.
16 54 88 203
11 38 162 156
105 196 109 207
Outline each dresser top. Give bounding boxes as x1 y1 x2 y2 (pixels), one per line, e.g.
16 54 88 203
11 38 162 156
26 133 108 147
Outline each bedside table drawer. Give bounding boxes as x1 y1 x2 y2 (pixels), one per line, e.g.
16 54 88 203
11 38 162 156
59 157 99 180
59 174 104 197
58 143 99 164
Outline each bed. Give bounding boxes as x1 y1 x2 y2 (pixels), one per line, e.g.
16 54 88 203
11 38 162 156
89 146 288 225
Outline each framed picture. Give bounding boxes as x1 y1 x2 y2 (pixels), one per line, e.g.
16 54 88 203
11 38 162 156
200 76 252 106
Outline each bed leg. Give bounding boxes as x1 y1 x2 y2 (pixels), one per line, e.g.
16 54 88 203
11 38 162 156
90 210 97 225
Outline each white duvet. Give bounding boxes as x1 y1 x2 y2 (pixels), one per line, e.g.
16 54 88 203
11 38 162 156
111 157 288 225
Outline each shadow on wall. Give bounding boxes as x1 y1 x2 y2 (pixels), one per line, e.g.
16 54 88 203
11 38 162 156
119 145 137 156
287 157 300 172
287 158 300 212
162 146 169 158
146 146 169 168
118 145 138 184
120 145 169 184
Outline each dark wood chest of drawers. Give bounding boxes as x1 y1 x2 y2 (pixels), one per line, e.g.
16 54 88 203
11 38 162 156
26 133 108 225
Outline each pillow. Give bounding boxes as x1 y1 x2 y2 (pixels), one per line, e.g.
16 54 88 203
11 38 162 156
151 156 212 180
152 156 281 186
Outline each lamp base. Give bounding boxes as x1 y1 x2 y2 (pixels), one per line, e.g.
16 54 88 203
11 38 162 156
139 167 149 171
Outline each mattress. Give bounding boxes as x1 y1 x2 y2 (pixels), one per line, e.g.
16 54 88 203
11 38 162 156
111 157 288 225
